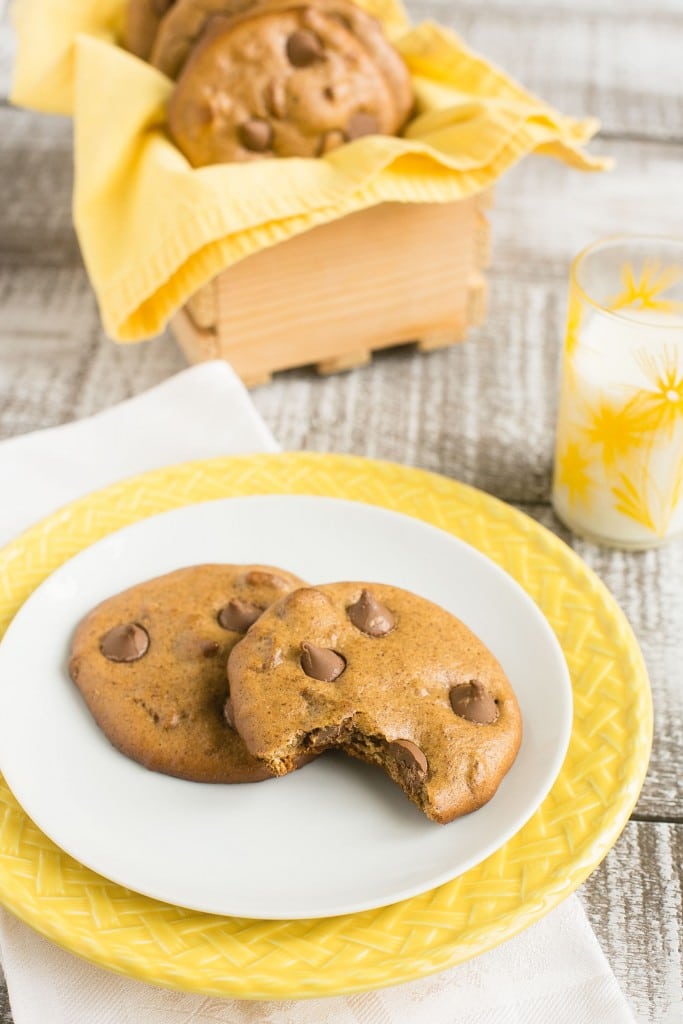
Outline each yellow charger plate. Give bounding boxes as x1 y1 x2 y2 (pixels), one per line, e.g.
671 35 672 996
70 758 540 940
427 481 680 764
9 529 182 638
0 453 652 998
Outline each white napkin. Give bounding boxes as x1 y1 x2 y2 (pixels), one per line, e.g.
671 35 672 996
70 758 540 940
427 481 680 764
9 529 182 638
0 360 277 549
0 361 637 1024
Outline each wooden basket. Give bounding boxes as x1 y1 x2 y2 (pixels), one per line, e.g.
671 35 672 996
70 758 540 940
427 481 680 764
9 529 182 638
171 192 492 388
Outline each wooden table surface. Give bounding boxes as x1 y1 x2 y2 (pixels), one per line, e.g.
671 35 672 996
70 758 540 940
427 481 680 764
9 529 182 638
1 1 681 1020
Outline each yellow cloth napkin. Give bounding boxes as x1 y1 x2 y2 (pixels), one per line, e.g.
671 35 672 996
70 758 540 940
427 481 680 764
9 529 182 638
11 0 608 341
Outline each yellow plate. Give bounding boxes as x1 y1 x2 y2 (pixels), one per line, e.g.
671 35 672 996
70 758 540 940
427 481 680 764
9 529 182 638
0 453 652 998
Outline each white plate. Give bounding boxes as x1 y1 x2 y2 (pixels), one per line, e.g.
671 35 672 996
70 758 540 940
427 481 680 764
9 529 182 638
0 496 572 920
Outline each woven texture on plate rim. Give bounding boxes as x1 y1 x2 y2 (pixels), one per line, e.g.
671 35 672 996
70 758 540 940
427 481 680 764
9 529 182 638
0 453 652 999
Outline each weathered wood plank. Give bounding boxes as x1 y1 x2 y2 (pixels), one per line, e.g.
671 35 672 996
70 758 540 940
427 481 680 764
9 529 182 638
579 820 683 1024
525 505 683 826
0 108 76 264
0 264 583 499
0 266 183 437
0 2 15 102
0 971 11 1024
492 138 683 279
420 0 683 142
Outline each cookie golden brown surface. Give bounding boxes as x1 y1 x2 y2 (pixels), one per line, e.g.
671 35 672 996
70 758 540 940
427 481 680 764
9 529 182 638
166 0 413 164
124 0 178 60
150 0 260 78
69 564 307 783
228 583 523 823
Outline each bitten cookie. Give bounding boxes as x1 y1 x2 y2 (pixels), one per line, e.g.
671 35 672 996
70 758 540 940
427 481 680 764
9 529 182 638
228 583 523 823
69 564 307 782
166 1 413 164
124 0 178 60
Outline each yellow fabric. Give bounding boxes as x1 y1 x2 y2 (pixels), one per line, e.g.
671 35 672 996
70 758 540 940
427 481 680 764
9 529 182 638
11 0 609 341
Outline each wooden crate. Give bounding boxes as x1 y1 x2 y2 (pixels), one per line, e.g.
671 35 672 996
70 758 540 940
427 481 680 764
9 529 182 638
171 193 491 388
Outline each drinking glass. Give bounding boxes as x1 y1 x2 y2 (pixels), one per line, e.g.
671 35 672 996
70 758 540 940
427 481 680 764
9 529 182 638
552 236 683 548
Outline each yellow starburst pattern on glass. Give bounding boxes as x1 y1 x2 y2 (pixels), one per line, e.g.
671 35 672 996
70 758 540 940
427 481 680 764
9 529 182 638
611 468 661 535
582 397 651 470
608 260 683 314
629 347 683 436
556 439 593 506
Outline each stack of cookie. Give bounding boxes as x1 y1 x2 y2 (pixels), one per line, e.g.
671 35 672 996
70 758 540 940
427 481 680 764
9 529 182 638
123 0 414 164
69 564 522 824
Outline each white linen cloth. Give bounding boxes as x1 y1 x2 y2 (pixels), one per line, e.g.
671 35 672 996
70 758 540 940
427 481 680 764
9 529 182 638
0 362 637 1024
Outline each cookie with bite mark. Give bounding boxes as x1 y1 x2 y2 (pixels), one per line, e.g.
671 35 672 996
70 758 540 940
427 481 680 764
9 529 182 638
227 583 522 823
166 0 413 164
69 564 308 782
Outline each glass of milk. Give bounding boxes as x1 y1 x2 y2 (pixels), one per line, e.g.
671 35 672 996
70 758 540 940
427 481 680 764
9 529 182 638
552 236 683 548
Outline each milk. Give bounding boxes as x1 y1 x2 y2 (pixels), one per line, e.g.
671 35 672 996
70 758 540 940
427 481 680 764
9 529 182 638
552 309 683 548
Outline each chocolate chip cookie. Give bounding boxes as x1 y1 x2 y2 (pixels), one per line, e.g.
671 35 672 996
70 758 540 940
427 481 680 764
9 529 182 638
69 564 307 782
166 1 413 164
227 583 523 823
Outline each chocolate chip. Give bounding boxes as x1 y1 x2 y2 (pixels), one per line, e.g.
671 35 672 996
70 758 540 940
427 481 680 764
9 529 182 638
238 118 273 152
100 623 149 662
346 112 379 140
347 589 395 637
244 570 288 590
323 85 335 101
202 641 220 658
286 29 324 67
300 642 345 681
389 739 428 777
449 681 499 724
218 599 262 633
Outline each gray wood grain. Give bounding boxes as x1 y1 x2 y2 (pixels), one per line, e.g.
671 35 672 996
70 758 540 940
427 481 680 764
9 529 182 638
527 507 683 826
0 108 76 264
0 969 10 1024
420 0 683 142
579 820 683 1024
0 0 15 100
1 0 682 1021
